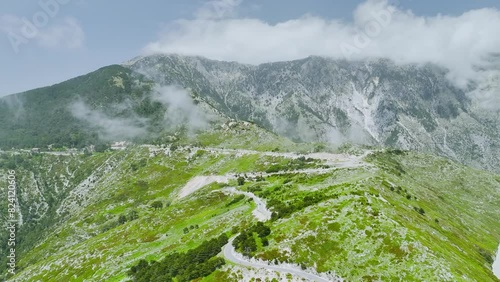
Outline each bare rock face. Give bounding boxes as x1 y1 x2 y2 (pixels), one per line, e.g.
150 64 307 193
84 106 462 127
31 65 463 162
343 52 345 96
128 54 500 172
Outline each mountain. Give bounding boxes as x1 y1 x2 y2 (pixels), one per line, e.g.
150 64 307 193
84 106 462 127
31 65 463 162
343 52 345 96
0 65 161 149
1 55 500 281
1 54 498 173
1 124 499 281
127 54 500 173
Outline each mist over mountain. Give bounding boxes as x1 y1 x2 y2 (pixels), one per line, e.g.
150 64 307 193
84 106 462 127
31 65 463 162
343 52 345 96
127 54 500 172
144 0 500 90
0 54 499 173
3 1 500 281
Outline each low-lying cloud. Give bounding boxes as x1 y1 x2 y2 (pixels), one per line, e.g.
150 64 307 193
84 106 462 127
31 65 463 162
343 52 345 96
144 0 500 89
70 99 148 141
1 94 25 120
69 85 211 141
152 85 211 131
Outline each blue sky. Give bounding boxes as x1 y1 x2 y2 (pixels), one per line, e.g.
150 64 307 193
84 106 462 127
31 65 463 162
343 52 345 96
1 0 500 96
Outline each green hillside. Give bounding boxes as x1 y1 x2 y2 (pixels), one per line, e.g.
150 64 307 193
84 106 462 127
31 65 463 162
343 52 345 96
1 123 499 281
0 65 160 149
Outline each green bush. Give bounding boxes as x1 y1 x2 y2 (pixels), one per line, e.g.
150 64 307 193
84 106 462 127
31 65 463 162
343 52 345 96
151 201 164 210
237 176 245 186
226 195 245 207
129 233 228 281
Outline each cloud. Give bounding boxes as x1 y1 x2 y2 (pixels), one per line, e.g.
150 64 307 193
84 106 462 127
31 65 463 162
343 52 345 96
0 16 85 52
469 71 500 110
152 85 211 131
69 85 212 141
144 0 500 89
1 94 25 120
70 100 148 141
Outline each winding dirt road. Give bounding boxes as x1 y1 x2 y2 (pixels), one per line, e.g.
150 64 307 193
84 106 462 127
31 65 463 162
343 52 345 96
223 237 340 282
177 147 372 200
223 187 272 221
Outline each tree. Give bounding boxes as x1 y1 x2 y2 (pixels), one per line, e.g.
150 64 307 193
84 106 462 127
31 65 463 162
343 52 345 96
237 176 245 186
242 237 257 255
254 222 271 237
418 207 425 215
231 226 240 235
95 143 110 153
128 210 139 221
151 201 163 210
262 238 269 247
118 215 127 225
414 206 425 215
129 259 149 275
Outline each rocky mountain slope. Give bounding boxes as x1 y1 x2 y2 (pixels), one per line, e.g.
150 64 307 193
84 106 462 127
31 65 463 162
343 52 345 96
127 54 500 173
1 123 499 281
1 54 499 281
0 54 498 172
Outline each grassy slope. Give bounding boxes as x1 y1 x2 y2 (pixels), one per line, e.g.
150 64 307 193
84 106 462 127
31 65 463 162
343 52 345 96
3 128 500 282
251 151 500 281
0 151 122 271
0 65 153 148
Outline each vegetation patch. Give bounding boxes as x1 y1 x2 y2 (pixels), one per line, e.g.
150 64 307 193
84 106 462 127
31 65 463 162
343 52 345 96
128 233 228 282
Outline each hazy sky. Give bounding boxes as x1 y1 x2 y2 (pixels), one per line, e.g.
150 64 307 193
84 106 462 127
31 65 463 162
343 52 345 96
1 0 500 96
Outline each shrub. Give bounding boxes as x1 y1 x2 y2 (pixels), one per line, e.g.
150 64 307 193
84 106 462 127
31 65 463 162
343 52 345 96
265 165 281 173
414 206 425 215
226 195 245 207
129 234 228 281
237 176 245 186
128 210 139 221
118 215 127 225
136 180 149 189
151 201 163 210
478 248 494 264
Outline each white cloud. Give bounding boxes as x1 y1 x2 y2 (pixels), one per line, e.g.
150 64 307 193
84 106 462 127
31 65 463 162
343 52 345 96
69 86 212 140
70 100 148 141
144 0 500 88
152 85 211 130
0 15 85 52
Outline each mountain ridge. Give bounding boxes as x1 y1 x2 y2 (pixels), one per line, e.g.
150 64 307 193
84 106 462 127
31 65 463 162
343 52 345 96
1 53 499 174
127 54 500 172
